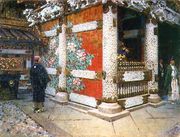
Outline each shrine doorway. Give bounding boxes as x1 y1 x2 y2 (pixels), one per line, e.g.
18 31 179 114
117 7 146 62
158 23 180 68
116 7 150 108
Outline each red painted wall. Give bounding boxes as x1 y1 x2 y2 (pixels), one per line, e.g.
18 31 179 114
78 30 102 99
41 19 59 31
67 5 103 99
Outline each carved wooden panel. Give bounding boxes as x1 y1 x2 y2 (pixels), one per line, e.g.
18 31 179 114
0 57 24 71
114 70 152 83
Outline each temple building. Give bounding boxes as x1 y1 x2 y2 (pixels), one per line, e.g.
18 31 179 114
1 0 180 120
0 0 42 100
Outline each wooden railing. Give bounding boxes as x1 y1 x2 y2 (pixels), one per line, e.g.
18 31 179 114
115 61 152 99
117 82 148 98
118 61 145 71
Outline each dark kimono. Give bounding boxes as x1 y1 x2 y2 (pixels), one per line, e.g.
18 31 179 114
158 63 165 97
164 65 172 95
30 63 49 102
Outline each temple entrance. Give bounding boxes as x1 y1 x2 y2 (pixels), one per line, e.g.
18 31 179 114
117 7 146 62
116 7 150 108
158 23 180 68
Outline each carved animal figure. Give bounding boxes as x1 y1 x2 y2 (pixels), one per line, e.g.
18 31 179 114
67 0 90 10
23 9 38 26
28 14 39 26
150 1 166 22
127 0 149 11
38 4 63 22
67 0 80 10
23 9 33 18
110 0 125 5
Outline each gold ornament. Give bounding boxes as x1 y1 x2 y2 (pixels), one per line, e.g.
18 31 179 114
9 80 15 87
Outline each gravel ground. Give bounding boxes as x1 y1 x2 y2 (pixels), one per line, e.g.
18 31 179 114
0 101 54 137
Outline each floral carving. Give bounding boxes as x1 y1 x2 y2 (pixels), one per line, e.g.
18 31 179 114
41 36 59 89
66 32 94 92
42 36 59 68
47 75 59 89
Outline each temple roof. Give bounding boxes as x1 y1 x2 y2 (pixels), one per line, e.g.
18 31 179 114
0 26 41 46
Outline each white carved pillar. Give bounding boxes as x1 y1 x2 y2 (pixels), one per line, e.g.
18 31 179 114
145 19 161 103
98 4 122 113
58 24 66 88
55 24 68 103
102 6 118 99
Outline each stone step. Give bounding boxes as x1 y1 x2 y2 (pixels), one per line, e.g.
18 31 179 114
68 106 88 114
48 98 92 113
68 101 94 112
50 97 68 105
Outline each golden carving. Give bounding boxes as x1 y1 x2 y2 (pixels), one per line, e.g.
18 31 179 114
57 27 62 34
64 68 71 76
97 20 103 29
0 57 23 71
0 18 28 28
95 72 102 80
113 18 117 27
9 80 15 87
56 66 62 76
66 28 72 34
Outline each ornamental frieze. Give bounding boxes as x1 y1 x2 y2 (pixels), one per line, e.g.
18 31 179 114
113 70 152 83
24 0 180 26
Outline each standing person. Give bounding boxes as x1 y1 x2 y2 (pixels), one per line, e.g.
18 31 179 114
30 56 50 113
164 57 179 104
158 59 165 99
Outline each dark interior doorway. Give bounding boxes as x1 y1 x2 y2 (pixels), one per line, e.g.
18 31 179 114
158 23 180 68
117 7 146 62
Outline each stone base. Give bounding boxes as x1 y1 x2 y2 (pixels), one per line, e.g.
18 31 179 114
127 103 149 112
87 102 126 121
149 101 166 108
148 94 161 103
69 93 97 107
50 92 68 105
98 102 122 114
50 98 68 105
69 92 97 108
55 92 68 102
88 109 130 122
